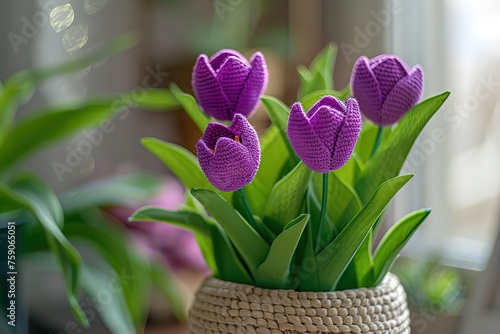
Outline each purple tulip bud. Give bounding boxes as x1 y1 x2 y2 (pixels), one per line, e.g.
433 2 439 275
351 54 423 126
196 114 260 192
287 96 362 173
192 49 268 121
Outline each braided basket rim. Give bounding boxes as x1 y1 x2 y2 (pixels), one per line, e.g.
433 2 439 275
189 273 411 334
200 272 399 296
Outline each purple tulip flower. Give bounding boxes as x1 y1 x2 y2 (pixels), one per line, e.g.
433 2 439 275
351 55 423 126
192 49 268 121
287 96 362 173
196 113 260 192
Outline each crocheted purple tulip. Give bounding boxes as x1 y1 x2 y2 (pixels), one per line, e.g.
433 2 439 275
192 49 268 121
351 55 423 126
287 96 362 173
196 113 260 192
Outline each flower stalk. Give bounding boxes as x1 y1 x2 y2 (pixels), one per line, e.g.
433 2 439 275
315 172 329 254
237 188 260 232
371 126 383 157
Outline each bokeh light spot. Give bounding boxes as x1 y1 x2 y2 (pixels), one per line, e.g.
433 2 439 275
62 25 89 53
83 0 110 15
50 4 74 33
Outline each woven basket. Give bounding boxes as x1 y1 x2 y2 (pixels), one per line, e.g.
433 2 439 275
189 273 410 334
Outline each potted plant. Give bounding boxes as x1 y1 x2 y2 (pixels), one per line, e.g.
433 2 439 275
0 35 187 333
130 45 450 333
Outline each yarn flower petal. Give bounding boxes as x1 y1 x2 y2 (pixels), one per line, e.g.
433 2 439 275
351 54 423 126
287 96 362 173
196 114 261 191
193 50 268 120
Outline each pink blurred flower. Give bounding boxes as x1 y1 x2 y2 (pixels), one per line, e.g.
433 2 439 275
108 177 208 273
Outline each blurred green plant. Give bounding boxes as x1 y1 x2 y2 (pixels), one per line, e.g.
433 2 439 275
0 33 184 333
393 259 465 314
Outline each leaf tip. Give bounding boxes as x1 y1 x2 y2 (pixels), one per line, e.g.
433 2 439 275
140 137 155 147
402 173 414 181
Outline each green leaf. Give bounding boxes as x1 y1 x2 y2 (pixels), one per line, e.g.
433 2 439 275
310 43 337 86
260 96 299 166
126 89 180 111
297 66 313 96
316 174 413 291
129 206 209 236
149 261 186 321
60 173 161 213
298 70 326 100
170 84 210 132
194 232 217 275
297 43 337 99
355 92 450 203
0 33 139 142
63 219 152 328
80 264 136 334
244 126 290 215
0 175 88 327
0 73 35 142
335 154 362 187
299 87 351 110
129 200 218 275
232 190 275 243
294 213 321 292
355 232 375 286
191 189 270 274
28 33 139 85
141 138 231 202
355 122 379 164
0 100 123 173
373 209 431 286
337 233 374 290
255 214 309 289
263 162 312 233
141 138 204 188
209 222 254 284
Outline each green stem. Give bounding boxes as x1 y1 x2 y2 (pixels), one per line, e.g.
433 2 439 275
315 173 329 254
237 188 259 232
371 126 383 157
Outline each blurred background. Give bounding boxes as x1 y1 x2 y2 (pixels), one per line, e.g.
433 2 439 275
0 0 499 333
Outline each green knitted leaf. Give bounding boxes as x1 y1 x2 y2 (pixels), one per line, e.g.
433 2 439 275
209 222 254 285
261 96 299 170
263 162 312 234
170 83 210 132
141 138 231 203
244 126 291 215
373 209 431 285
316 174 413 291
297 43 337 99
355 92 450 203
255 214 309 289
191 189 270 275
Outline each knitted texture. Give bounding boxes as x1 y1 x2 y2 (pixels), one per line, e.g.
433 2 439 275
189 273 410 334
193 49 268 121
196 114 260 192
287 96 362 173
351 55 423 126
